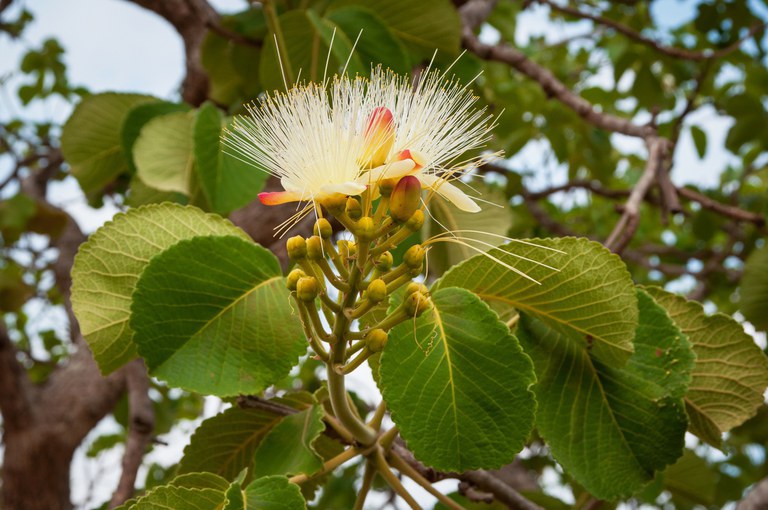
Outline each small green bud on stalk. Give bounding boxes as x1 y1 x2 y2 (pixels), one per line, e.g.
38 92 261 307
314 218 333 239
286 269 306 291
306 235 324 260
365 329 389 353
405 210 425 231
320 194 347 215
346 197 363 220
404 291 432 317
286 235 307 260
405 282 429 296
403 244 426 269
379 177 398 197
366 278 387 304
374 251 393 272
356 216 376 240
296 276 320 302
389 175 421 223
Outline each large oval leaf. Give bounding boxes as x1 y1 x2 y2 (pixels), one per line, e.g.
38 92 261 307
130 235 306 396
252 404 325 478
380 287 536 471
134 111 196 194
61 92 154 195
645 286 768 446
516 289 694 499
435 237 638 367
71 204 250 374
224 476 307 510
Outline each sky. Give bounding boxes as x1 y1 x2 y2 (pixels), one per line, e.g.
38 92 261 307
0 1 763 508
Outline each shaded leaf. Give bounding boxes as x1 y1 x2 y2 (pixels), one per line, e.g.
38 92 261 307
252 404 325 478
740 246 768 331
134 111 196 195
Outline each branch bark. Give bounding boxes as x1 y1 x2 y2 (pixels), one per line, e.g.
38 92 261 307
737 477 768 510
0 324 34 431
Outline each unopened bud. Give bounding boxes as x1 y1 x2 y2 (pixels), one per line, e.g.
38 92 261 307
365 328 389 353
296 276 320 302
405 210 425 231
356 216 376 240
346 197 362 220
404 291 431 317
403 244 425 269
366 279 387 304
374 251 393 271
389 175 421 223
306 236 323 260
286 269 306 291
314 218 333 239
320 194 347 215
286 236 307 260
347 241 357 258
379 178 398 197
360 107 394 168
405 282 429 296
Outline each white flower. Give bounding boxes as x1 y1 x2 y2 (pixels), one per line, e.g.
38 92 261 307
224 67 498 212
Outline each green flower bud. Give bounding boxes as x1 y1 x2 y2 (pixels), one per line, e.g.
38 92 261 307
405 210 425 231
365 328 389 353
356 216 376 240
374 251 393 271
314 218 333 239
366 278 387 304
320 194 347 215
405 282 429 296
379 177 398 197
286 269 306 291
403 244 425 269
306 235 324 260
346 197 362 220
286 236 307 260
404 291 431 317
296 276 320 302
389 175 421 223
409 264 424 277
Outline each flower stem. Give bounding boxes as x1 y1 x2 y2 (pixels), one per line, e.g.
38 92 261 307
288 447 360 485
375 448 423 510
353 460 377 510
389 454 468 510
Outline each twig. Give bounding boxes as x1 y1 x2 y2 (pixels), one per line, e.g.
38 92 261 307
604 137 666 253
288 446 360 485
461 470 545 510
109 360 154 509
0 324 34 431
375 448 423 510
390 453 467 510
678 187 766 227
737 475 768 510
539 0 766 61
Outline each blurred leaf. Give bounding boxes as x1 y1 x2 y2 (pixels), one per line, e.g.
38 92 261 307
663 449 717 507
740 247 768 331
690 125 707 159
133 111 196 195
121 101 190 173
252 404 325 478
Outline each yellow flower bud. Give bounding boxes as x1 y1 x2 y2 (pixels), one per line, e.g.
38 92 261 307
366 278 387 304
374 251 393 271
306 235 324 260
319 194 348 215
404 291 431 317
405 210 425 231
379 178 398 197
389 175 421 223
356 216 376 240
346 197 362 220
365 328 389 353
286 236 307 260
286 269 306 291
403 244 425 269
314 218 333 239
405 282 429 296
296 276 320 302
360 107 394 169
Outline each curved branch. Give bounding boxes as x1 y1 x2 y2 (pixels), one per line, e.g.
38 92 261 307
0 324 34 431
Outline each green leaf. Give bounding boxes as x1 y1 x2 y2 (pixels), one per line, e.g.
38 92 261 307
170 472 230 491
435 237 638 367
325 6 410 73
122 101 190 173
116 486 224 510
71 204 250 374
423 185 512 276
689 125 707 159
644 286 768 446
328 0 461 57
252 404 325 478
61 92 155 195
259 11 320 92
740 247 768 331
178 406 284 480
305 11 366 78
380 287 536 471
134 111 196 195
516 288 693 499
662 449 717 507
131 235 306 396
224 476 307 510
193 102 267 214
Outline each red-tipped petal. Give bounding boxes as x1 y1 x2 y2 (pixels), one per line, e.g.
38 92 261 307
396 149 427 169
360 106 395 168
258 191 302 206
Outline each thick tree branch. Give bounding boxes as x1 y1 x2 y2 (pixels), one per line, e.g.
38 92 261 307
0 324 34 431
678 187 766 228
539 0 766 62
738 477 768 510
109 360 154 509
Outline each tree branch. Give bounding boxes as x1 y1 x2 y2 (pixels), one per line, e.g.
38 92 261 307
0 324 34 431
109 360 154 509
539 0 766 62
737 477 768 510
678 186 766 228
